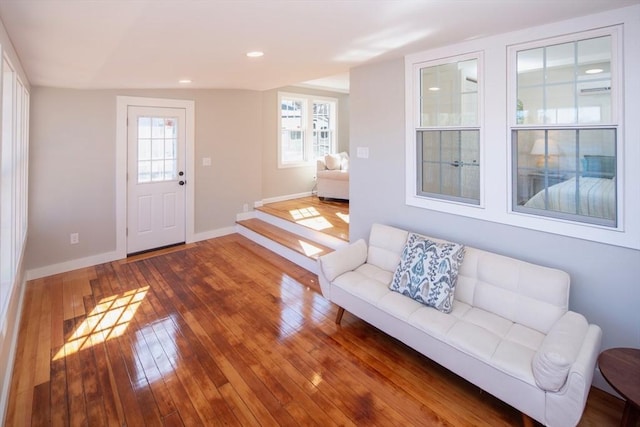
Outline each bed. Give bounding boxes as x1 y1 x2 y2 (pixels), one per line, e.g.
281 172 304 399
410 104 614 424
524 155 616 221
524 176 616 220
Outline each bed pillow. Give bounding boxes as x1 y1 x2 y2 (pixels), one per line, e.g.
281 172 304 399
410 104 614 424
582 155 615 179
389 233 465 313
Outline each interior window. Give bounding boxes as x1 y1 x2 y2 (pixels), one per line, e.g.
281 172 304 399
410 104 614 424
512 32 617 227
416 57 480 204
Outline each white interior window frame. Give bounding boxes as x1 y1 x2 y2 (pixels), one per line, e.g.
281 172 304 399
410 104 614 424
506 26 625 233
277 91 338 169
404 17 639 250
0 52 30 327
405 51 486 215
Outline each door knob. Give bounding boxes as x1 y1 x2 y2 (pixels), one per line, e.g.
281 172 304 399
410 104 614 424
179 180 185 186
178 171 184 176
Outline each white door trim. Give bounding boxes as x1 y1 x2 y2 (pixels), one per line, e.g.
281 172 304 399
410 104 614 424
116 96 195 259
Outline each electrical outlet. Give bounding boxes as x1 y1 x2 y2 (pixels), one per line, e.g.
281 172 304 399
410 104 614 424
70 233 79 245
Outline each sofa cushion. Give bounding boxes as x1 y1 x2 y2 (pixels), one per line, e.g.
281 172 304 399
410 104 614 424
325 153 342 170
332 264 393 305
462 249 569 334
409 301 470 340
367 224 408 272
389 233 465 313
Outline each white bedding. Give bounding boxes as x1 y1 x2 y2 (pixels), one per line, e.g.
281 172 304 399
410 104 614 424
524 176 616 220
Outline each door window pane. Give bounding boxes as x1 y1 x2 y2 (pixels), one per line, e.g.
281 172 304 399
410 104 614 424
137 116 178 183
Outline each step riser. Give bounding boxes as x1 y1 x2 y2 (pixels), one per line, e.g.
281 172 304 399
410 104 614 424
237 225 318 274
255 210 347 250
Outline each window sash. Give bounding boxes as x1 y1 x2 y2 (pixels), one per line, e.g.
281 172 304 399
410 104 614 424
412 52 482 206
511 128 617 227
509 27 620 228
278 92 337 167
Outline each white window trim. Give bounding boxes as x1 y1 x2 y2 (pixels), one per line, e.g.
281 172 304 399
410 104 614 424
404 11 640 250
277 91 338 169
0 52 30 326
507 26 624 230
406 51 486 214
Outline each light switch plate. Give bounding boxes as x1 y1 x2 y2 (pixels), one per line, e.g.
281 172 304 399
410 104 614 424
357 147 369 159
202 157 212 166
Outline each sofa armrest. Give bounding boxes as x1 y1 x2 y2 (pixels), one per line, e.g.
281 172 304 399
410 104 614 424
532 311 590 392
319 239 367 282
317 158 327 173
317 239 367 299
544 324 602 427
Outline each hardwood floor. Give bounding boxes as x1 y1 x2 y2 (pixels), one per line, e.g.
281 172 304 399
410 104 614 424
256 196 349 242
6 234 625 426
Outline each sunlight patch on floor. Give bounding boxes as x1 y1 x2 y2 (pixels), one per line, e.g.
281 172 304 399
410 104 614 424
297 216 333 231
336 212 349 223
53 286 149 361
299 240 325 257
289 207 320 220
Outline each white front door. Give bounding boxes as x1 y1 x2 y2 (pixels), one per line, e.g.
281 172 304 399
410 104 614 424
127 106 186 254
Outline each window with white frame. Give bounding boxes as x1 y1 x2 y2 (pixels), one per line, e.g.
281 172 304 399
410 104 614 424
1 55 30 326
278 92 337 167
413 53 481 205
510 28 619 227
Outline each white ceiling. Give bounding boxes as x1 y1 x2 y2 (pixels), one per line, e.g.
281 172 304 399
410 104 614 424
0 0 636 92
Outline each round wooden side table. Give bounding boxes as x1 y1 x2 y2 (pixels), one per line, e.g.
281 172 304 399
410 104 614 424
598 348 640 427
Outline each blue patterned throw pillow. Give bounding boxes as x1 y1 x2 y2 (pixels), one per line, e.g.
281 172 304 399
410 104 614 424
390 233 465 313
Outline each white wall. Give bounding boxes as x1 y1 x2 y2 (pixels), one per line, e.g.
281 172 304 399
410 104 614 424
349 6 640 391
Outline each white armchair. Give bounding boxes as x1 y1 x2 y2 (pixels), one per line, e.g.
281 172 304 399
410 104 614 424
316 152 349 200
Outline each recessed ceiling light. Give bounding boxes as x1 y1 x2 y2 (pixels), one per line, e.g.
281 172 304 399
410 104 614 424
178 79 192 84
246 51 264 58
585 68 603 74
428 87 440 91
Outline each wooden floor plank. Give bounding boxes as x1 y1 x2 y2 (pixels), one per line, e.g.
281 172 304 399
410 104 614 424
34 282 53 386
256 196 349 242
7 232 625 427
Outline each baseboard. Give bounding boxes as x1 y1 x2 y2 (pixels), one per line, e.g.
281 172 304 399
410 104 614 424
259 191 313 206
235 211 256 222
25 250 123 281
191 226 236 243
0 272 27 426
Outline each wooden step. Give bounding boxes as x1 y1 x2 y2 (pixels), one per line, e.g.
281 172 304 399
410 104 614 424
255 196 349 242
237 218 334 260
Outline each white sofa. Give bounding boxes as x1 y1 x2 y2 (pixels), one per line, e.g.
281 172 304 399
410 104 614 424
316 152 349 200
317 223 602 427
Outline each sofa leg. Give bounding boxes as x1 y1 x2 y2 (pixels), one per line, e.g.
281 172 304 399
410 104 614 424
335 307 345 324
521 413 535 427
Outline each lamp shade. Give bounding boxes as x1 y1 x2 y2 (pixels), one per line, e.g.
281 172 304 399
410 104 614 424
530 139 559 156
